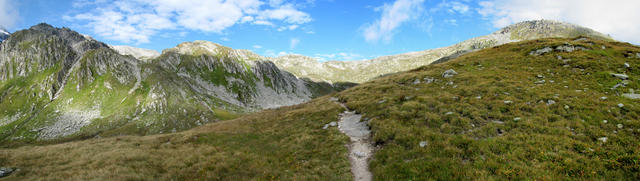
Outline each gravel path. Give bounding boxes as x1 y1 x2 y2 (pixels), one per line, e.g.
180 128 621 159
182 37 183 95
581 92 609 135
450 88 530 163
334 100 373 181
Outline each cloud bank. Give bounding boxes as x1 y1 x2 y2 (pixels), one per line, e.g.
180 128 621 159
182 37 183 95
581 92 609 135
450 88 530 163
65 0 312 44
363 0 425 43
0 0 19 29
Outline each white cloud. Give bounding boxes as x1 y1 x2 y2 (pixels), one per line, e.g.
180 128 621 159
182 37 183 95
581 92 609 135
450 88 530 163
363 0 425 43
220 37 230 41
478 0 640 44
290 38 299 49
253 45 262 49
65 0 312 44
447 1 469 14
0 0 19 28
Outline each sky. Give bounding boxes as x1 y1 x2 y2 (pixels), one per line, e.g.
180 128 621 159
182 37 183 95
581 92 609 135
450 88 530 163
1 0 639 61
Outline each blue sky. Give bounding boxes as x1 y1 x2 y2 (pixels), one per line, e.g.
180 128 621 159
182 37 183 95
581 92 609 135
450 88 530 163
2 0 639 61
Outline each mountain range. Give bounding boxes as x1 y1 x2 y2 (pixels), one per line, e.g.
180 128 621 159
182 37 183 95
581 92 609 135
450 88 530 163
1 29 639 180
0 20 616 144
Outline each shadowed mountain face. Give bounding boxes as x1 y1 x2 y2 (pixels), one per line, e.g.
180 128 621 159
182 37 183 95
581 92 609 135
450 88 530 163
0 24 348 142
269 20 613 83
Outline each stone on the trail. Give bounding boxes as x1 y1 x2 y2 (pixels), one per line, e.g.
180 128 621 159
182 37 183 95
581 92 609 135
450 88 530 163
611 73 629 80
354 151 367 158
598 137 608 143
442 69 458 78
0 167 14 178
419 141 428 148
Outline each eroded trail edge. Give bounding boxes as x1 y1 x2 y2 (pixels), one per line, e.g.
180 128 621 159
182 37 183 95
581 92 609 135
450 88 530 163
332 99 373 181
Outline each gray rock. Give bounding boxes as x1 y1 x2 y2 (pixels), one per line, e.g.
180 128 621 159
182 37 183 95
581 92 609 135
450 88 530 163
0 167 14 178
412 79 421 85
600 96 608 100
445 112 454 115
423 77 435 84
547 100 556 105
419 141 428 147
323 121 338 129
492 120 505 124
617 124 623 129
504 100 513 104
618 103 624 108
529 47 553 56
513 117 521 121
556 45 587 52
622 93 640 99
534 80 546 84
442 69 458 78
598 137 608 143
624 63 630 68
564 105 570 109
611 73 629 80
603 120 608 124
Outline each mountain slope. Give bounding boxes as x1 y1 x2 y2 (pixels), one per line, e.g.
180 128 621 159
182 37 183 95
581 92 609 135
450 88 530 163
270 20 613 83
0 24 346 143
0 28 9 42
2 37 638 180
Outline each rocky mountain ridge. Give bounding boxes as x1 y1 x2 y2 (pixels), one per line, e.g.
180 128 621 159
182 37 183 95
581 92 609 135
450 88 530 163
0 23 346 142
270 20 613 83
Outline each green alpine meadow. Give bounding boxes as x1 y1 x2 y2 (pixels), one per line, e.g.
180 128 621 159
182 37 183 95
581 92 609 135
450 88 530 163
0 0 639 180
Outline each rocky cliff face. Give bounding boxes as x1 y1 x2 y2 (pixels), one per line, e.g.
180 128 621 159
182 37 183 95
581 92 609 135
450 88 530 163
0 24 345 142
270 20 613 83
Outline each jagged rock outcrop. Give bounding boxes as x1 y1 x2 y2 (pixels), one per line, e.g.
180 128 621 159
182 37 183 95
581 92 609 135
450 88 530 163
0 24 347 142
270 20 613 83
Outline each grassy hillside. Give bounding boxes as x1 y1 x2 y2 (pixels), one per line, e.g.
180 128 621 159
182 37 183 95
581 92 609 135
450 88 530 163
1 37 639 180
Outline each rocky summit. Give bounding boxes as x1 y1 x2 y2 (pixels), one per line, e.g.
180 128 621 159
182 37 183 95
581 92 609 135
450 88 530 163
0 23 348 143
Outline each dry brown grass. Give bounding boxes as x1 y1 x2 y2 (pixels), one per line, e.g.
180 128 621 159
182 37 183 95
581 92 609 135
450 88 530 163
0 98 352 180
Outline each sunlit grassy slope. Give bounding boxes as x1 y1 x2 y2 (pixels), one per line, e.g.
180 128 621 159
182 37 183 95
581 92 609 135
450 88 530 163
1 37 640 180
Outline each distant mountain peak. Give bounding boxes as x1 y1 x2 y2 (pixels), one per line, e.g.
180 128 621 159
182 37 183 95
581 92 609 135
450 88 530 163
110 45 160 61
